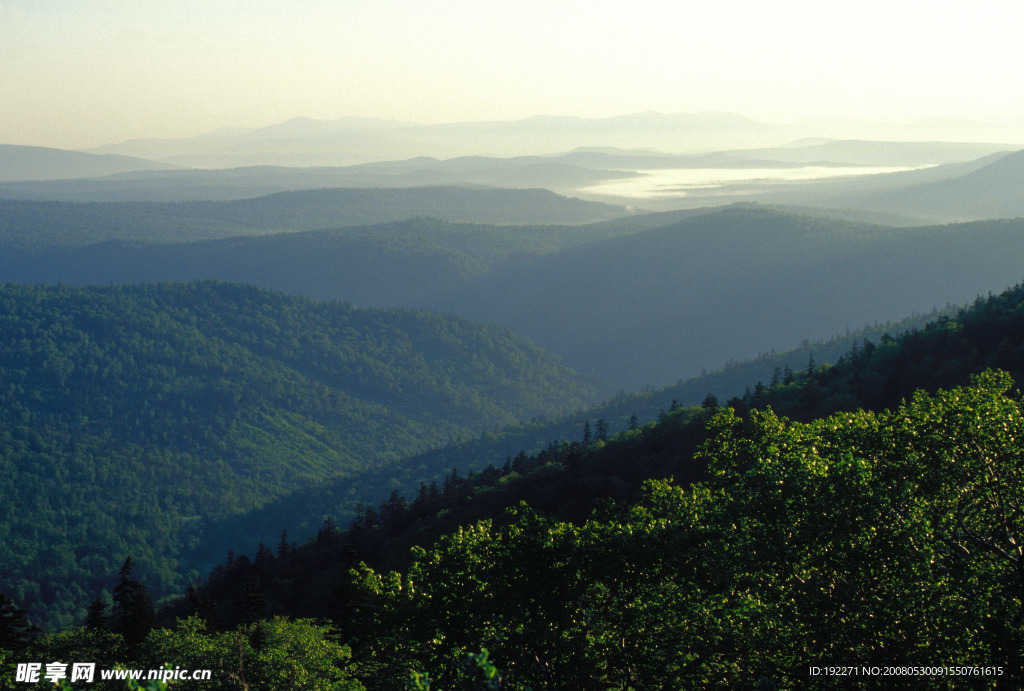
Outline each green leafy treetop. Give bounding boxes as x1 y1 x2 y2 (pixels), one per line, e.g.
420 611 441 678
349 371 1024 688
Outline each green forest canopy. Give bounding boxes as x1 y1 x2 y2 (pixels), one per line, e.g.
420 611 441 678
0 281 598 630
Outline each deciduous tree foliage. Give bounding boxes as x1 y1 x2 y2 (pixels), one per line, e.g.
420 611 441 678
350 372 1023 688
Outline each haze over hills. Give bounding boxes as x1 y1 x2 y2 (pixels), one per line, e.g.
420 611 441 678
425 208 1024 387
83 112 780 168
7 204 1024 390
78 112 1024 169
0 156 640 203
0 216 647 307
0 187 628 250
835 148 1024 221
701 148 1024 224
0 144 179 181
2 134 1016 232
579 145 1024 223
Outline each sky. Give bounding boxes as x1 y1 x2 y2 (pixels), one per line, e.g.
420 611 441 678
3 0 1024 149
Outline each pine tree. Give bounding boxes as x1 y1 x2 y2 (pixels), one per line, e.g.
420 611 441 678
0 593 36 653
235 577 269 625
254 542 275 570
85 596 109 631
783 364 795 384
110 556 155 650
277 529 291 562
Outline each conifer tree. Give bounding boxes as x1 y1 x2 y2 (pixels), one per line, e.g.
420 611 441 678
110 556 155 650
236 577 269 625
277 529 291 562
0 593 36 653
85 595 109 631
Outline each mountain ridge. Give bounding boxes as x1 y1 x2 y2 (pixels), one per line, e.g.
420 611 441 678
0 144 180 182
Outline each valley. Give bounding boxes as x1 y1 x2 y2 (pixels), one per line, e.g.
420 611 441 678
3 114 1024 688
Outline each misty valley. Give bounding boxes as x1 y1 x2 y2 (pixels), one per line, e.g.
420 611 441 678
3 116 1024 689
577 164 927 200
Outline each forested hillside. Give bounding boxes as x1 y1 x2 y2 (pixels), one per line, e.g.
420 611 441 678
430 207 1024 386
0 281 599 630
0 217 641 308
0 187 627 250
188 281 1024 613
11 282 1024 689
208 303 951 549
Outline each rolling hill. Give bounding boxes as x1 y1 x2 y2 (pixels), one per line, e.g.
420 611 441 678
0 187 629 250
423 207 1024 386
7 206 1024 389
841 148 1024 220
0 144 178 182
0 156 639 203
0 281 600 630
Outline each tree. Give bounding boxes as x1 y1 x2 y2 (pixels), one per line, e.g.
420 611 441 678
110 556 155 652
140 616 364 691
276 529 291 562
0 593 36 653
350 371 1024 687
85 596 109 631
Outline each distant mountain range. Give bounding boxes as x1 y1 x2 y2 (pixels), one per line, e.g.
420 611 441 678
72 112 1024 168
81 112 780 167
0 144 179 181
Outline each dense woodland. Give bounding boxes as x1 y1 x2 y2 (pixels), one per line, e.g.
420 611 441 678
5 278 1024 688
0 282 598 630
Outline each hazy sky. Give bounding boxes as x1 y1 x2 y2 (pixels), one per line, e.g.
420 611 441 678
4 0 1024 149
